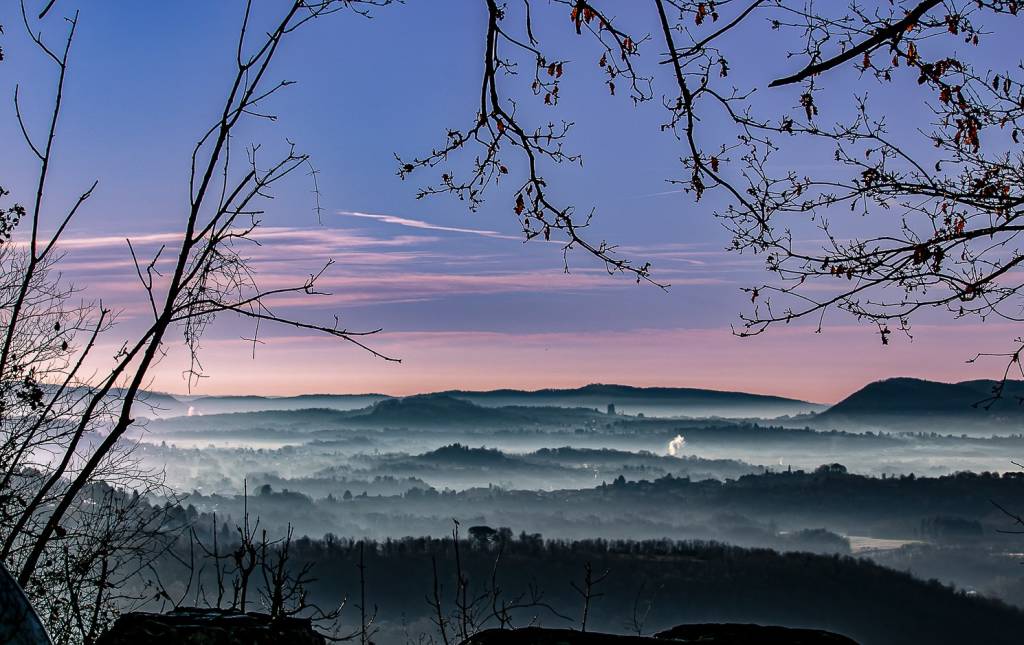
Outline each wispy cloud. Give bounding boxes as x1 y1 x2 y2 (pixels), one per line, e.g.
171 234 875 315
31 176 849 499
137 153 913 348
253 226 432 248
42 219 657 315
247 269 636 309
25 231 183 251
46 226 431 256
338 210 522 241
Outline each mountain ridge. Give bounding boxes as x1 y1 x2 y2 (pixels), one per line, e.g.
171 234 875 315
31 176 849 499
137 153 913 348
136 384 822 419
814 376 1024 431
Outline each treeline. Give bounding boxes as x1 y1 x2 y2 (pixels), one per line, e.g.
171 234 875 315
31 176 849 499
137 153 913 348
166 463 1024 550
599 467 1024 521
148 526 1024 645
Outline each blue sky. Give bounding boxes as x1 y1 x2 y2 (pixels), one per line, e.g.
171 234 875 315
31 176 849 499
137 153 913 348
0 1 1015 402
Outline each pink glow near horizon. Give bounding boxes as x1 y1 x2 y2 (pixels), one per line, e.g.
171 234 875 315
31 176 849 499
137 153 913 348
128 323 1019 405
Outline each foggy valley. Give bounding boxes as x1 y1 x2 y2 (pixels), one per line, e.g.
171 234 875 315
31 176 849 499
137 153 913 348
7 1 1024 644
104 378 1024 641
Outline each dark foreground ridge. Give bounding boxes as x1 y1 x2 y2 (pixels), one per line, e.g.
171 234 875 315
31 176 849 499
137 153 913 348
464 624 858 644
95 608 325 645
1 564 49 645
658 624 858 644
93 611 857 645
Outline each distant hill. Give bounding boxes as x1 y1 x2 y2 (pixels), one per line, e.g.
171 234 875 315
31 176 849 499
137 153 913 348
347 394 521 426
175 393 388 416
147 408 360 438
41 385 195 418
148 394 605 435
415 443 513 465
814 377 1024 432
440 383 823 418
134 384 821 420
957 379 1024 401
345 394 601 427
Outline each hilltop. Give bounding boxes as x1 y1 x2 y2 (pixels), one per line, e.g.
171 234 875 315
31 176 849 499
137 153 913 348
441 383 822 418
814 377 1024 432
133 384 821 420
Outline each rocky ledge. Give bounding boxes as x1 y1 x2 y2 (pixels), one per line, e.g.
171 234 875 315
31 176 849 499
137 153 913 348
95 608 326 645
462 624 858 644
95 611 858 645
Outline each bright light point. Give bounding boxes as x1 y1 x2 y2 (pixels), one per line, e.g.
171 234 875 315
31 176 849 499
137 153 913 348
667 434 686 457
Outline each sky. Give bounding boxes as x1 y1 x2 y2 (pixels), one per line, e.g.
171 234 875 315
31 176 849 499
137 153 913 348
0 1 1017 403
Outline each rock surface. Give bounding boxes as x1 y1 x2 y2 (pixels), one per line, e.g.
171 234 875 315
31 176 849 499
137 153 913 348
0 563 51 645
95 608 326 645
96 612 858 645
657 623 858 644
461 624 858 644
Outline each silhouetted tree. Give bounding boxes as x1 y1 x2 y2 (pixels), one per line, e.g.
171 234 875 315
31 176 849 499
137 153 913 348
1 1 395 641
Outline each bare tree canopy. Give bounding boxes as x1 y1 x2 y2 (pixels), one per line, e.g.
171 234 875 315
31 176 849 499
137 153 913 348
401 0 1024 390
